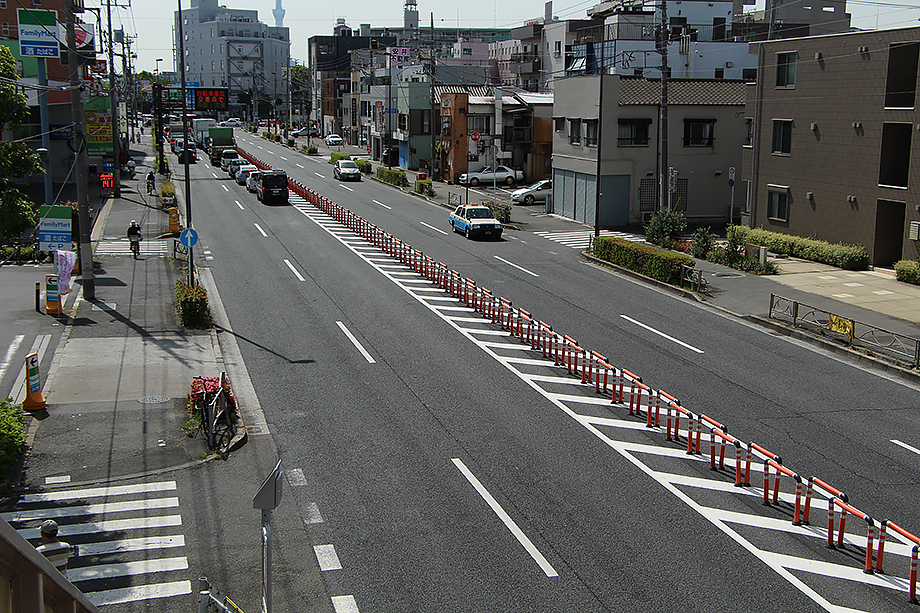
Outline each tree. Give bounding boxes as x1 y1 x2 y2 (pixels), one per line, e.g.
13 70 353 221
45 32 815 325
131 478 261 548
0 45 44 241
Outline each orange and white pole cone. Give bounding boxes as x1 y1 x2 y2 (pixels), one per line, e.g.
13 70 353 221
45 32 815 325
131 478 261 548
22 352 46 412
45 274 60 316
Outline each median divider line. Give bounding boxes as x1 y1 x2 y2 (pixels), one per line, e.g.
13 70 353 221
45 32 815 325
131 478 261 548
336 321 376 364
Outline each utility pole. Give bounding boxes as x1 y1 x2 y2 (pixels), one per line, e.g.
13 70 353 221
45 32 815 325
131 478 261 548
177 0 194 288
105 0 120 197
658 0 670 213
67 0 94 300
429 12 436 179
593 26 605 238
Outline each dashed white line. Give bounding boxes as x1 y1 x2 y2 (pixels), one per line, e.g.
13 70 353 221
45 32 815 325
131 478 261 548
892 439 920 456
235 200 244 210
221 185 229 192
420 221 448 235
315 172 325 179
296 163 304 168
314 544 343 571
254 223 267 237
372 200 391 209
0 335 23 382
620 315 704 354
452 458 558 578
284 259 305 281
340 185 353 191
493 256 539 277
331 595 359 613
336 321 376 364
280 156 288 160
211 172 218 178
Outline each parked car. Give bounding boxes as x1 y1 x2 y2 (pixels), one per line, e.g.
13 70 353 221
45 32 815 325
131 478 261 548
325 134 343 147
449 204 503 240
235 165 259 185
511 179 552 205
246 170 262 192
291 127 314 137
458 165 523 186
333 159 361 181
219 118 241 127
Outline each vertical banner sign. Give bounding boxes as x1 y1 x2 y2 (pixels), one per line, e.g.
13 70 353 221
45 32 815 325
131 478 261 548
22 352 46 412
45 274 60 316
56 249 77 295
38 205 72 252
17 9 59 58
85 97 113 156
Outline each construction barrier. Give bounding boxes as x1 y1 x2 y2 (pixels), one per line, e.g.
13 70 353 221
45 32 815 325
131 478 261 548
261 147 920 603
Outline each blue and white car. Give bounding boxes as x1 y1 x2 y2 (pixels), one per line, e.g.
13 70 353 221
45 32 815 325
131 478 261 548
449 204 503 240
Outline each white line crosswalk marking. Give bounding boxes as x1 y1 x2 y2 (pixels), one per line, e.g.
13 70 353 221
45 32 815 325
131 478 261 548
6 479 191 606
533 229 646 250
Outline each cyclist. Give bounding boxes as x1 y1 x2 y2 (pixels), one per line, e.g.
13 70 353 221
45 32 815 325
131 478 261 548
146 171 155 194
127 220 142 258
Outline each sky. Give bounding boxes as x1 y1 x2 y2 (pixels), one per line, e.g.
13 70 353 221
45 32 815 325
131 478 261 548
98 0 920 74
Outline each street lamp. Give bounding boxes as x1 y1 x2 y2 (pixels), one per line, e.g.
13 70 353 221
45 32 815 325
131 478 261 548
155 58 163 81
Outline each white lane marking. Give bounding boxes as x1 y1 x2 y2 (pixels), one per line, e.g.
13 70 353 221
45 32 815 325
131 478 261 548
267 150 275 155
280 156 288 160
331 595 360 613
211 172 218 178
71 556 188 582
336 321 376 364
340 185 353 191
0 335 24 382
11 333 51 403
257 145 264 149
494 256 539 278
75 534 185 556
303 502 324 524
892 439 920 456
314 544 343 571
85 580 192 606
372 200 391 209
235 200 244 210
288 468 307 486
254 223 268 237
44 475 70 485
222 184 229 192
451 458 558 578
22 480 176 503
296 163 304 168
620 315 704 354
420 221 448 235
315 172 325 178
284 259 305 281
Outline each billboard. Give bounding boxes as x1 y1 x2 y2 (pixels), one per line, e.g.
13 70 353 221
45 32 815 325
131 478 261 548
17 9 59 58
84 96 112 156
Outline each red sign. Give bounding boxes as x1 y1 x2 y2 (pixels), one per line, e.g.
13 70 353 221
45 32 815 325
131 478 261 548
90 60 106 74
469 131 481 142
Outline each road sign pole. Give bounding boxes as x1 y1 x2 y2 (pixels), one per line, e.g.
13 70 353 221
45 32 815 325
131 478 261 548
254 460 282 613
729 166 736 220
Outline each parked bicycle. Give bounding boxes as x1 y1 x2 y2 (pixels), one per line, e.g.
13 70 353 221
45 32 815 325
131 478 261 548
190 373 236 452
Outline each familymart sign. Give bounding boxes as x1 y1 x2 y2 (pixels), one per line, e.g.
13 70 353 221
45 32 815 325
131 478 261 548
18 9 59 58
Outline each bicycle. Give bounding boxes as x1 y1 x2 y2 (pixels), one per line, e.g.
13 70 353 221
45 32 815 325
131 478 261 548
129 236 141 258
191 373 236 452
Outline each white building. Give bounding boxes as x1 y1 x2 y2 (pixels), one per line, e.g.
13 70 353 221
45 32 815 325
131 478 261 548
176 0 290 120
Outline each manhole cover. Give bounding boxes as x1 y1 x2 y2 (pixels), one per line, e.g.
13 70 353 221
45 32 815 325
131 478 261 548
138 395 170 404
713 272 744 278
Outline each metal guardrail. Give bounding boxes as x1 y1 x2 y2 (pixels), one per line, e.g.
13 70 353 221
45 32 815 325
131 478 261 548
769 293 920 367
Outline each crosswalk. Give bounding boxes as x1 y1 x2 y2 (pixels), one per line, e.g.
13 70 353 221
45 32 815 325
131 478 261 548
2 479 191 607
94 239 171 257
533 229 646 250
291 195 917 613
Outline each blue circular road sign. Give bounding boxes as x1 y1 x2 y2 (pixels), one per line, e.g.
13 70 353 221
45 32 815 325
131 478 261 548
728 179 735 187
180 228 199 248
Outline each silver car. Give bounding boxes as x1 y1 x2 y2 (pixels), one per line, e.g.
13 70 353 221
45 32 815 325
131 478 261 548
511 179 552 205
235 165 259 185
246 170 262 192
333 159 361 181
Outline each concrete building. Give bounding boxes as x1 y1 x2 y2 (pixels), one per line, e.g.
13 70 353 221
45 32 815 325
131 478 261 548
177 0 290 121
553 74 745 227
742 27 920 266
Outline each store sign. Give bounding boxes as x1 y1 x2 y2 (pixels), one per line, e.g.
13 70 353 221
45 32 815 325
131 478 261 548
17 9 59 58
84 97 112 156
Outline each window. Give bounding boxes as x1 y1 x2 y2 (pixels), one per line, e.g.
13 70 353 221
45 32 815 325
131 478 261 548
772 120 792 154
32 0 41 5
714 68 724 79
468 115 491 134
885 42 920 108
554 40 561 57
768 187 789 221
742 68 757 81
879 122 912 188
554 117 565 132
1 23 7 37
776 52 797 87
618 118 651 147
683 119 715 147
744 117 754 147
584 119 598 146
569 119 581 144
0 1 6 9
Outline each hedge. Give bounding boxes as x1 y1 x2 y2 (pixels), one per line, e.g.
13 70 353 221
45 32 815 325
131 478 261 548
730 226 869 270
160 180 176 197
377 167 409 187
895 259 920 285
593 237 693 284
356 160 372 174
175 281 211 328
415 179 434 197
330 152 351 164
0 398 25 480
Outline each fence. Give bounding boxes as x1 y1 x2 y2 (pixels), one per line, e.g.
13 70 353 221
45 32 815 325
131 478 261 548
239 145 920 604
769 293 920 367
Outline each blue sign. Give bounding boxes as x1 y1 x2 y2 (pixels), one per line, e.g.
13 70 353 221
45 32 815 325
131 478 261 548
728 179 735 187
18 9 60 59
180 228 198 248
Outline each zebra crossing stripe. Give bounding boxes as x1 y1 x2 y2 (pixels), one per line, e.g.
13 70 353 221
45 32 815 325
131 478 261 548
77 534 185 556
21 480 176 503
1 496 179 522
70 556 189 582
85 580 192 606
17 514 182 539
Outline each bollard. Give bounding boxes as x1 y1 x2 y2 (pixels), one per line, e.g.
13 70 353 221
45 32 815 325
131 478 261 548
168 207 180 233
22 352 46 412
35 281 40 313
45 274 60 315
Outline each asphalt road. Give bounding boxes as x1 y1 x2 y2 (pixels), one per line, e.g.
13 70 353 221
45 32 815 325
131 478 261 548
180 134 920 613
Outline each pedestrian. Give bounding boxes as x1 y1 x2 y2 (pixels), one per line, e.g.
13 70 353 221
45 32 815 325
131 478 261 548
36 519 72 578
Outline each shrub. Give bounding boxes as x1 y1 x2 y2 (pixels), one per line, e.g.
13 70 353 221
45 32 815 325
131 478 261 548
484 201 511 224
895 259 920 285
415 179 435 197
330 152 351 164
175 281 211 328
356 160 372 174
160 180 176 197
261 131 271 139
286 138 295 147
302 145 318 155
691 226 716 259
0 398 25 480
377 167 409 187
644 210 687 247
593 237 693 284
730 225 869 270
